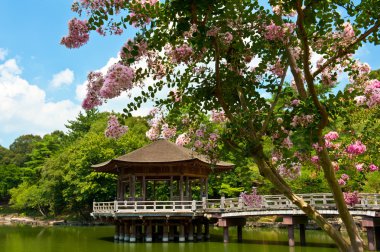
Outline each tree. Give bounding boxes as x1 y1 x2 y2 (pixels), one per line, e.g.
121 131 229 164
63 1 380 251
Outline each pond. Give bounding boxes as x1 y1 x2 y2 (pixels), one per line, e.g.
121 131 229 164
0 225 339 252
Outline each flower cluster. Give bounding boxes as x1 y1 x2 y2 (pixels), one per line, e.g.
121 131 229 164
104 115 128 139
166 44 193 64
211 109 227 123
343 191 360 206
277 162 301 180
346 140 367 155
120 39 148 62
240 187 262 208
99 63 135 99
61 18 89 49
175 133 191 146
264 22 295 42
270 60 284 77
82 72 104 110
290 114 314 128
324 131 339 141
338 173 350 186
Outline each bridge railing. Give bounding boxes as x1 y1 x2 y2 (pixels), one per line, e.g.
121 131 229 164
92 193 380 214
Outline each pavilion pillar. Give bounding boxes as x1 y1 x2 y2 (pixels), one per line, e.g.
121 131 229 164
169 225 175 241
180 175 184 201
237 225 243 242
170 176 173 200
223 226 229 243
124 221 130 242
188 222 194 241
185 177 189 199
205 178 208 199
163 222 169 242
179 222 186 242
130 220 136 242
114 222 120 240
142 176 146 201
146 220 152 242
205 222 210 240
197 222 203 241
199 178 204 198
119 222 125 241
117 177 122 201
130 175 136 200
153 180 156 199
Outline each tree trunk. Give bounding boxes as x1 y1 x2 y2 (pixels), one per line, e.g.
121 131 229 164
252 148 353 251
318 148 364 252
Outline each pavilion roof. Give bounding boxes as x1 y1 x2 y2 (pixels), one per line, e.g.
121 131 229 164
92 139 234 173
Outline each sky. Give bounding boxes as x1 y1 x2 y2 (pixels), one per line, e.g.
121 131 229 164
1 1 380 148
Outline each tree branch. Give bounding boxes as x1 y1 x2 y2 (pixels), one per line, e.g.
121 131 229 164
258 65 288 137
285 46 307 99
312 20 380 79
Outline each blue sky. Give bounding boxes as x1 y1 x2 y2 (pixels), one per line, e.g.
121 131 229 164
0 0 380 148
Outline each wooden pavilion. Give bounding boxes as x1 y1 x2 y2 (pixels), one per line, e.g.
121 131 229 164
91 139 234 242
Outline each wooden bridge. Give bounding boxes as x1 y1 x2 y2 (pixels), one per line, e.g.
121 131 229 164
92 193 380 250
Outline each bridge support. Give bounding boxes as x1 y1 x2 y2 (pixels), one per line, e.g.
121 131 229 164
218 218 246 243
130 221 136 242
188 222 194 241
179 223 186 242
283 216 308 247
362 218 380 251
162 223 169 242
124 221 130 242
114 222 120 241
146 220 152 242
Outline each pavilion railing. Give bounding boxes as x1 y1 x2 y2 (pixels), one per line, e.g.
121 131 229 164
92 193 380 214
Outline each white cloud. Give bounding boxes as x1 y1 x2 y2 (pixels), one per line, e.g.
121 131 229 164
0 48 7 61
50 68 74 88
0 59 81 141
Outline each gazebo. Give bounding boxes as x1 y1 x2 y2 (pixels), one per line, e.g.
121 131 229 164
91 139 234 242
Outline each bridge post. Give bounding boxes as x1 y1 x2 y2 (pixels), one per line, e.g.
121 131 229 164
119 221 125 241
205 222 210 240
179 223 186 242
237 225 243 242
124 221 130 242
362 217 380 251
188 222 194 241
197 222 203 240
162 222 169 242
130 220 136 242
223 226 229 243
114 222 120 241
283 216 308 247
287 225 295 247
146 220 152 242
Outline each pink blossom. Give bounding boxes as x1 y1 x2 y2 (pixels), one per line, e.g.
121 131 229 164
343 191 360 206
272 5 282 15
264 21 284 41
166 44 193 64
175 133 191 146
311 156 319 164
211 109 227 123
171 89 182 102
100 63 135 99
332 161 339 171
291 114 314 127
194 140 203 149
324 131 339 141
346 141 367 155
341 173 350 181
240 187 262 208
223 32 233 45
61 18 89 49
149 107 159 116
120 39 148 62
161 124 176 139
369 164 379 172
82 72 104 110
146 127 160 141
291 99 301 106
209 133 219 142
282 136 293 149
277 162 301 180
338 178 346 186
206 26 220 37
312 143 323 152
342 22 355 41
355 163 364 172
195 129 205 138
354 96 367 106
104 115 128 139
270 60 284 77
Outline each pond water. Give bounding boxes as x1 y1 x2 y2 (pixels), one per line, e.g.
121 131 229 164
0 225 340 252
